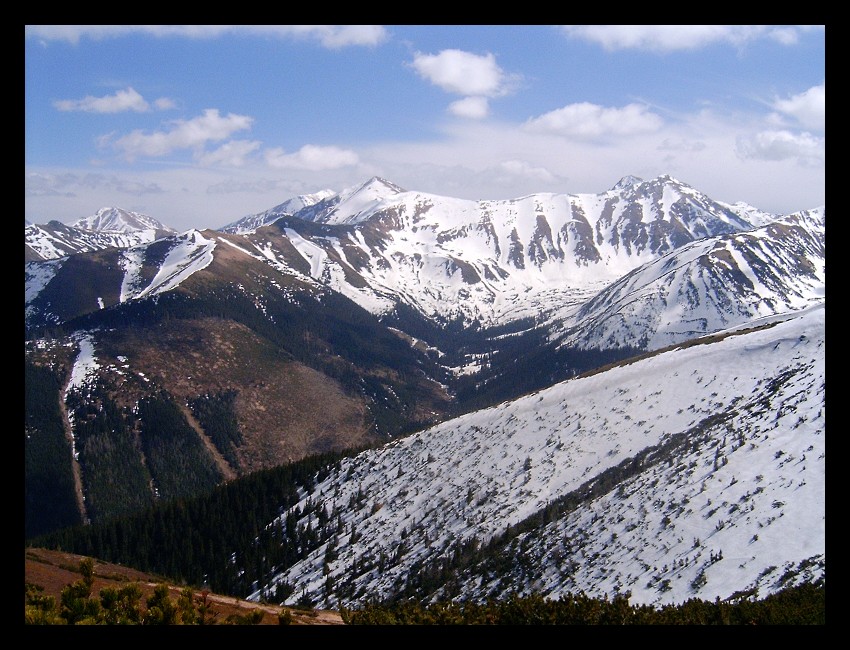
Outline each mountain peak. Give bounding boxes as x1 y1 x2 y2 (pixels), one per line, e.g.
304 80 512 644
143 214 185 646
219 188 337 234
345 176 406 198
310 177 407 225
654 173 685 186
611 175 643 191
71 207 176 234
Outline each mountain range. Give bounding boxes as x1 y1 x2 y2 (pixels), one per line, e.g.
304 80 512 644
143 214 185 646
24 174 825 611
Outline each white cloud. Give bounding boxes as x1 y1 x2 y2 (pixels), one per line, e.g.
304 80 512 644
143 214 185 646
411 49 514 97
559 25 816 52
154 97 177 110
264 144 359 171
25 25 388 48
25 172 77 197
524 102 663 139
53 87 151 113
771 84 825 132
768 26 804 46
109 109 254 159
497 160 556 183
735 130 824 165
284 25 388 48
197 140 262 167
358 107 822 212
448 97 490 119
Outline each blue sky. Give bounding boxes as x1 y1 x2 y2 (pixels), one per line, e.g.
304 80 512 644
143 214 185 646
25 25 825 232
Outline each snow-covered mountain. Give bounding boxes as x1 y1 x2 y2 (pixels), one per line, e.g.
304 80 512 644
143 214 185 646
70 207 174 234
25 207 176 261
246 304 824 610
294 177 408 225
212 175 822 363
553 207 825 352
227 174 769 330
25 175 825 374
219 189 336 234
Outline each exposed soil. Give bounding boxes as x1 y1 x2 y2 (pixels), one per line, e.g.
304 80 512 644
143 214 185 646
24 547 344 626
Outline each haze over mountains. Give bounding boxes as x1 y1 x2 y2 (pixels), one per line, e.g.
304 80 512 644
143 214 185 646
24 174 825 610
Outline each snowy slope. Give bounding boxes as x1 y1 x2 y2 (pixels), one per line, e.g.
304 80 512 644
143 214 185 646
717 200 778 228
248 304 824 609
554 207 825 351
118 230 217 301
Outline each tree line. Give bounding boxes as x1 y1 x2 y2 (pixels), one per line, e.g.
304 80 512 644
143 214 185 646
340 584 825 625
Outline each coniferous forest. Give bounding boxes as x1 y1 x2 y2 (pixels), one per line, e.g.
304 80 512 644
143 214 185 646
25 362 81 539
29 450 358 596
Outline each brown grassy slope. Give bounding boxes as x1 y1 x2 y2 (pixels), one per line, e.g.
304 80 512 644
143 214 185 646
24 547 344 625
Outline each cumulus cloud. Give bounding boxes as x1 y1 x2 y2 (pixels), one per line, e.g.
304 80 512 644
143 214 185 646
53 87 155 113
264 144 359 171
410 49 520 120
108 109 254 159
25 25 388 48
197 140 262 167
524 102 663 139
736 129 824 166
771 84 825 132
559 25 817 52
412 50 507 97
449 97 490 119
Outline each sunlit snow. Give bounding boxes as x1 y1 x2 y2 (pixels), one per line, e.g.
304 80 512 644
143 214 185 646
249 305 824 610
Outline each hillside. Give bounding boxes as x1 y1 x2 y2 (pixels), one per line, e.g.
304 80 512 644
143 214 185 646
244 304 824 610
24 547 343 625
30 305 824 614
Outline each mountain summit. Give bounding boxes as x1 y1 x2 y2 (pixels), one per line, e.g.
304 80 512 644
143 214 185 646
71 207 176 234
611 174 643 191
219 189 336 235
294 176 407 225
